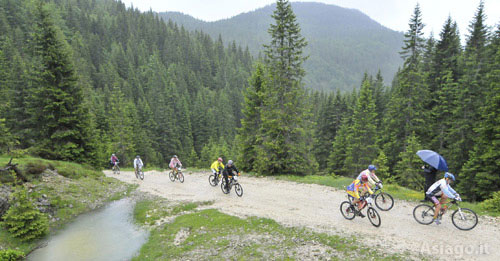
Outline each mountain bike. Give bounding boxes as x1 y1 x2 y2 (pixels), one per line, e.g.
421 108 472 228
372 183 394 211
413 199 478 230
169 167 184 183
209 170 222 186
341 195 381 227
221 174 243 197
135 166 144 180
112 161 120 175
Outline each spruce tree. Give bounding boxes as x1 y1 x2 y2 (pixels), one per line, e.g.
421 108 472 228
29 2 95 162
343 79 379 175
394 133 424 190
458 26 500 201
449 1 489 171
238 63 266 171
254 0 316 175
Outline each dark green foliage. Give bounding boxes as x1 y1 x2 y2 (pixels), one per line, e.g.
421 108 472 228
480 191 500 212
2 187 48 241
237 63 266 171
243 0 317 175
0 0 252 168
0 249 25 261
343 78 379 175
458 26 500 201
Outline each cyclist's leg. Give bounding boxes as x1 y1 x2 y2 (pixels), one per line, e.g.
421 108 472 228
439 194 449 212
430 196 441 219
223 172 229 189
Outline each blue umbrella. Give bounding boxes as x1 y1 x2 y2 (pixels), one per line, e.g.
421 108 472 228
416 150 448 171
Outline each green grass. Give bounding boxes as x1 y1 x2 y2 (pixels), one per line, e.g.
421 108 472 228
132 205 409 260
274 174 499 217
134 200 213 226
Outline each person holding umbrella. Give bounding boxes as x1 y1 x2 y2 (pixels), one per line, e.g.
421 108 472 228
416 150 448 202
421 164 437 202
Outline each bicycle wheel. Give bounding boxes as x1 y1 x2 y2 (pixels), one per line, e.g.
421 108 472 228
340 201 356 220
221 179 230 194
367 207 381 227
135 170 139 179
139 170 144 180
209 175 218 186
178 172 184 183
452 208 478 231
234 184 243 197
413 204 435 225
375 192 394 211
169 171 175 182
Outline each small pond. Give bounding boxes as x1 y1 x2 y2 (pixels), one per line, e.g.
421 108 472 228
28 198 148 261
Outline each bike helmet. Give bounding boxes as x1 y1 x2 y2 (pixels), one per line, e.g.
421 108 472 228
444 172 455 181
227 160 233 165
173 155 178 158
368 165 377 171
112 154 115 156
218 157 223 162
361 174 369 182
136 155 140 158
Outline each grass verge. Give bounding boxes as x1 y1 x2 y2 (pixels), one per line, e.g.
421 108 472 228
132 201 412 260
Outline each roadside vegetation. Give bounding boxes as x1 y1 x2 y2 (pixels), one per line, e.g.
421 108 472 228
132 198 414 260
0 156 134 256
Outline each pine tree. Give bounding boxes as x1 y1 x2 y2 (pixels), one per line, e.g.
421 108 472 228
253 0 316 175
29 2 95 162
343 79 379 175
458 25 500 201
449 1 489 171
382 5 429 170
238 63 266 171
399 3 426 68
394 133 424 190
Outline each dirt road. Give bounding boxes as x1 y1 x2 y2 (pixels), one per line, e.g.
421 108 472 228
104 170 500 260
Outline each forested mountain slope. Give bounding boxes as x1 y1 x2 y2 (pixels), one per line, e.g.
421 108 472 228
160 2 404 92
0 0 252 167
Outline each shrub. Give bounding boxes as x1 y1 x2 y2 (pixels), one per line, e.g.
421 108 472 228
0 249 25 261
480 191 500 213
2 187 49 241
23 161 53 175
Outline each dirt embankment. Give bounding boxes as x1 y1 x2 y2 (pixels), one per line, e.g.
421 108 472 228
105 170 500 261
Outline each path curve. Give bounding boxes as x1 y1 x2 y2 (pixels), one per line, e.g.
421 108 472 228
104 170 500 260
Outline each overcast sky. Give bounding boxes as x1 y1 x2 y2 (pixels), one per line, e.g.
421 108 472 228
120 0 500 40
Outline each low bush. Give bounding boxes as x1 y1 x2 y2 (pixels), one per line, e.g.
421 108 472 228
2 187 48 241
480 191 500 212
0 249 25 261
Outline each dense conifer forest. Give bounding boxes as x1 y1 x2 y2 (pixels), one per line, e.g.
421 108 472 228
1 0 499 202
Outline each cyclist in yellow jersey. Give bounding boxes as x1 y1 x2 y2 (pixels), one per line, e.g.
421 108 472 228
346 174 373 217
211 158 224 178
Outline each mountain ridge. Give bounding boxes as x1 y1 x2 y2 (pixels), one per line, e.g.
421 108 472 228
160 2 404 91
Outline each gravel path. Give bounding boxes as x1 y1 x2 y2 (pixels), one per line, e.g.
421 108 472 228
104 170 500 260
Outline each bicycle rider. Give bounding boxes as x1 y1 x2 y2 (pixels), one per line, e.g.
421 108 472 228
222 160 239 192
110 154 119 169
134 155 144 175
426 172 461 225
357 165 382 189
211 157 224 178
169 155 182 175
346 174 374 218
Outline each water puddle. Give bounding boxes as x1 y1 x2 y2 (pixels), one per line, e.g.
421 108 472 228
28 198 148 261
